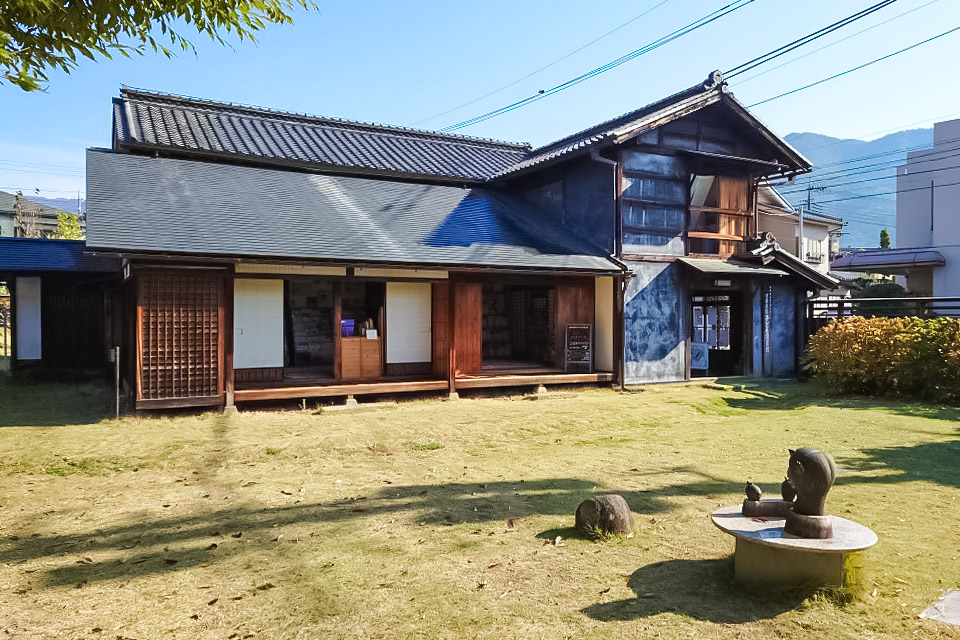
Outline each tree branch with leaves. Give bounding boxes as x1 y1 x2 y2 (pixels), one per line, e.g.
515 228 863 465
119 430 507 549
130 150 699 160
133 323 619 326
2 0 316 91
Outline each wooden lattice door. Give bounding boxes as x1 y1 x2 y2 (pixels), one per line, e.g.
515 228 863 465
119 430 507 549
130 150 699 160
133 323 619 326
137 271 223 406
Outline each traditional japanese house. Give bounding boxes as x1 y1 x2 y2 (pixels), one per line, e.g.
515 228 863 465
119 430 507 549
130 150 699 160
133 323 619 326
74 71 835 411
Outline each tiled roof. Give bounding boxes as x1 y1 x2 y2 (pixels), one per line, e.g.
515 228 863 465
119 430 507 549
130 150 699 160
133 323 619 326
86 150 621 273
114 88 531 183
493 72 810 180
0 237 119 272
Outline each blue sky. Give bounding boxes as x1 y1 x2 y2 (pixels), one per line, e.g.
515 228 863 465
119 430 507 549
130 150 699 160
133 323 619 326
1 0 958 199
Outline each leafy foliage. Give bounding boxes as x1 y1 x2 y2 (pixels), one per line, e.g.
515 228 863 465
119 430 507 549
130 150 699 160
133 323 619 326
2 0 316 91
54 211 84 240
879 228 891 250
808 316 960 404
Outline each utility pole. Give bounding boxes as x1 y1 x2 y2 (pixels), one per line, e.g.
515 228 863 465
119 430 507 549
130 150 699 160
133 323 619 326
799 182 826 259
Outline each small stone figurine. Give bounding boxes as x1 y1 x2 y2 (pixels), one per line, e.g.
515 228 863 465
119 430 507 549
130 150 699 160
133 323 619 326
745 482 762 502
781 476 797 502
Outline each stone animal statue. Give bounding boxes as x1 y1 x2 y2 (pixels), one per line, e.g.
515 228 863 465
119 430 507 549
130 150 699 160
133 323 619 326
786 448 838 516
780 476 797 502
745 482 762 502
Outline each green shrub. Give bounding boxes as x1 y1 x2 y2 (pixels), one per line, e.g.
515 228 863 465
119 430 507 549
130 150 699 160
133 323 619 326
807 316 960 404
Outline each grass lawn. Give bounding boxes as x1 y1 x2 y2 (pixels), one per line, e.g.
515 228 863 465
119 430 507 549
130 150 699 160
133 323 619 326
0 379 958 639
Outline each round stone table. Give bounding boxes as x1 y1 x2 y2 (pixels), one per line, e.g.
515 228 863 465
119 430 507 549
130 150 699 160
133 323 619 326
712 504 878 587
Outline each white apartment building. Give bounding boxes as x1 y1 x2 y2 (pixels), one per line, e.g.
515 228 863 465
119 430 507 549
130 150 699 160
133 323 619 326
832 118 958 296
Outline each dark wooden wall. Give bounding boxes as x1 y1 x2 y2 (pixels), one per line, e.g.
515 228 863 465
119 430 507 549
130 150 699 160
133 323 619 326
555 278 595 370
431 281 449 378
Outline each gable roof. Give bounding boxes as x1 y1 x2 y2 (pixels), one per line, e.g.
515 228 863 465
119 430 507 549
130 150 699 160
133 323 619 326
113 88 531 184
492 72 811 180
747 232 839 290
86 149 621 274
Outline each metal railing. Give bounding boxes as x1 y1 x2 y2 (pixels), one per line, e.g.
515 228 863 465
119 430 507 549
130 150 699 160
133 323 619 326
806 296 960 335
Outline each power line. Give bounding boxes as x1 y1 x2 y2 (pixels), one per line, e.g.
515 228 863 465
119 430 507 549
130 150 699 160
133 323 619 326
413 0 674 126
441 0 757 131
730 0 938 86
814 177 960 204
748 25 960 107
723 0 900 78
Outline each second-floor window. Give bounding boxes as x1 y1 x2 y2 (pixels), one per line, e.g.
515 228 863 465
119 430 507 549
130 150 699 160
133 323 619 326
687 175 751 258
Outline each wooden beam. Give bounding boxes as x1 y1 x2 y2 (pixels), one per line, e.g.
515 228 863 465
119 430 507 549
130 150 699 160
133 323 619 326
136 395 223 410
234 379 448 402
447 274 456 394
614 276 625 388
455 372 613 390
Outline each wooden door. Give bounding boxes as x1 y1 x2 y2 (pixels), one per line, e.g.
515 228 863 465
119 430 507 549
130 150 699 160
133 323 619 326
555 278 595 370
454 282 482 374
137 271 223 405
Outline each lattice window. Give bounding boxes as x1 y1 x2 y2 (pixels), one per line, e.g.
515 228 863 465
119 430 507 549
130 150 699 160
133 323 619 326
138 272 222 400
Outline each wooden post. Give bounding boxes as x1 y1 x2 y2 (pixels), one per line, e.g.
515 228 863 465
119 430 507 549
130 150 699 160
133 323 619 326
223 266 235 410
8 275 17 370
333 281 342 383
614 274 626 388
447 275 457 398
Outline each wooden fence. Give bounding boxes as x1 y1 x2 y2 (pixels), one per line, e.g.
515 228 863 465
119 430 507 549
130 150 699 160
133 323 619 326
806 296 960 336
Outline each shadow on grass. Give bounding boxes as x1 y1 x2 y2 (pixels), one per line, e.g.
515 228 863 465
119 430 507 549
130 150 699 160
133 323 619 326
0 379 114 427
1 472 739 588
581 558 810 623
835 439 960 489
718 384 960 422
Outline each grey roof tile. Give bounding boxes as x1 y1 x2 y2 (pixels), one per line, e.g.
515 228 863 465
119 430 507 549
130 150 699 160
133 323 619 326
115 88 531 183
86 150 619 273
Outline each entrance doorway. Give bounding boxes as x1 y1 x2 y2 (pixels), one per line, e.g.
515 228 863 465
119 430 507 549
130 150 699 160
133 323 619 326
691 293 742 377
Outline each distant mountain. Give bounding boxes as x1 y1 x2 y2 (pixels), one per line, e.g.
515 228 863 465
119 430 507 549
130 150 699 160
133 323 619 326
28 195 85 216
781 128 934 249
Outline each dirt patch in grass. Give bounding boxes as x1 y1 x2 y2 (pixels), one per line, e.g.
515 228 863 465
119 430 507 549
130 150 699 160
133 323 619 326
0 382 958 638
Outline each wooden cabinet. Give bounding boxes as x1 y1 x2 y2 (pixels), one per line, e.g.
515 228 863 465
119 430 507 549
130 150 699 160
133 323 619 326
341 337 382 381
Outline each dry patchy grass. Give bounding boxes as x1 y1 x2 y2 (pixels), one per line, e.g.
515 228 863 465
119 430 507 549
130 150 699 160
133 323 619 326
0 380 958 639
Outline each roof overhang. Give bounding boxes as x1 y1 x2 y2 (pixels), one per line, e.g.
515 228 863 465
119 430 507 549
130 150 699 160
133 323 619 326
831 249 946 274
748 233 840 290
678 256 787 278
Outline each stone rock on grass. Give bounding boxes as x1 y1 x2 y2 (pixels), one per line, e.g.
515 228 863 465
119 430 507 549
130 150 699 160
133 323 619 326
575 494 635 538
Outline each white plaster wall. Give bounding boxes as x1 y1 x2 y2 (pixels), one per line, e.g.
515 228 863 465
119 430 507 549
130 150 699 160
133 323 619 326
15 276 41 360
896 118 960 297
234 278 284 369
385 282 432 364
594 276 614 372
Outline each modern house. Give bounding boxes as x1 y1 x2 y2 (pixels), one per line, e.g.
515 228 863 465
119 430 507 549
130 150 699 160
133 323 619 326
4 72 836 410
832 117 959 296
0 191 66 238
757 185 844 278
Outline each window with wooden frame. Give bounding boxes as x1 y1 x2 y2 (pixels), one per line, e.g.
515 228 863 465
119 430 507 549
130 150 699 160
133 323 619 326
687 175 751 257
620 151 687 256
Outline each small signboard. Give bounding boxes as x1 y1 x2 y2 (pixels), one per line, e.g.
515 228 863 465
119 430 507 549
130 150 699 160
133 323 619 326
691 341 709 371
564 324 592 373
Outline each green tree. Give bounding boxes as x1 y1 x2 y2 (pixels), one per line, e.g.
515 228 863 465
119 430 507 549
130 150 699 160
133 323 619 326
54 211 84 240
880 228 891 250
2 0 315 91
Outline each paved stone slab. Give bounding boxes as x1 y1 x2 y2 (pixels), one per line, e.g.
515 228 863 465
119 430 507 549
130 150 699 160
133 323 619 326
920 590 960 627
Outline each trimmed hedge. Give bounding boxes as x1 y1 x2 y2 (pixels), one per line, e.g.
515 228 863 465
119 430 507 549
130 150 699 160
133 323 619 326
807 316 960 404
